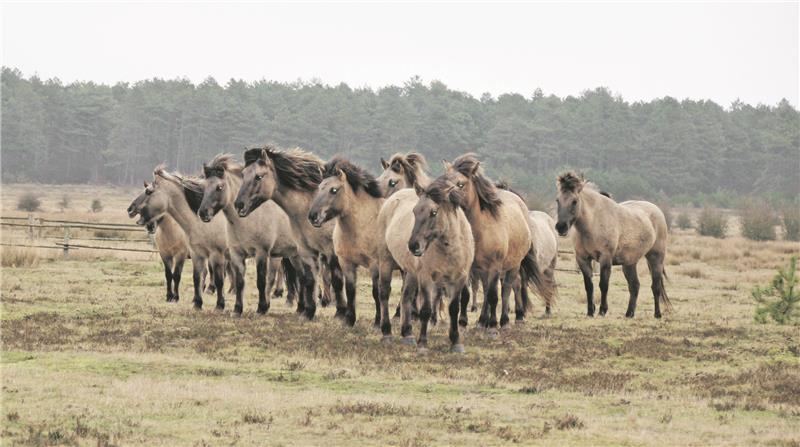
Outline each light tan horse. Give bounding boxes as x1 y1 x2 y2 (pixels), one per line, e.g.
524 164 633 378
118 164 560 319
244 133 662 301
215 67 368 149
444 154 536 334
308 156 385 328
382 177 474 352
128 183 190 302
234 146 345 322
137 166 229 310
555 171 671 318
377 152 432 197
194 154 302 316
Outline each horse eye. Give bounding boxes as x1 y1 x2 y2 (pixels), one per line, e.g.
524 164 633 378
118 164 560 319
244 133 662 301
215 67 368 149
431 209 438 217
216 185 224 191
330 187 339 195
255 175 263 181
571 200 578 207
145 189 152 195
456 182 464 189
388 179 398 187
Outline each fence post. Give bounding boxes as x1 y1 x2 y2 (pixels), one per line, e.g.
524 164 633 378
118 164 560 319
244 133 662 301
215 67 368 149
27 214 34 239
37 218 43 238
62 226 71 259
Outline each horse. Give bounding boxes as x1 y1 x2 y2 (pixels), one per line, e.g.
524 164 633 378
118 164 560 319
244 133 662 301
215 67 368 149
136 166 229 310
194 154 303 316
128 182 190 302
555 171 671 318
234 145 345 322
308 156 384 328
495 181 559 317
377 152 432 197
444 153 539 335
387 178 474 352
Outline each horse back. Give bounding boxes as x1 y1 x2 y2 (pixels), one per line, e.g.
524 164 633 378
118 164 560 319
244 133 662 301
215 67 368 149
615 200 666 261
378 188 419 273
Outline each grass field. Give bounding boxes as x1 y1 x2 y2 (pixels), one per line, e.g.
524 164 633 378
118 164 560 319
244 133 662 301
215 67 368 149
1 185 799 446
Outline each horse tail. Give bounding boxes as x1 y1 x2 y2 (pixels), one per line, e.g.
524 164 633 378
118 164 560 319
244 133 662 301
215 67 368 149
520 248 557 311
659 267 672 311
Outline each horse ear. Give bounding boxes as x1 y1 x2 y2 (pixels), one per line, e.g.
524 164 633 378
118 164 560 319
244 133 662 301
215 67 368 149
414 182 425 197
380 158 389 170
143 180 149 188
471 161 481 175
337 168 347 182
202 164 212 178
441 159 452 171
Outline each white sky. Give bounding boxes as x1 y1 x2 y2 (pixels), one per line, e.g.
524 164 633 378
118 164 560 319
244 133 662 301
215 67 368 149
2 2 798 106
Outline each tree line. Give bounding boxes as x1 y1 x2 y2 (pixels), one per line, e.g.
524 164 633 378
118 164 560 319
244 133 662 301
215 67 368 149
2 67 798 203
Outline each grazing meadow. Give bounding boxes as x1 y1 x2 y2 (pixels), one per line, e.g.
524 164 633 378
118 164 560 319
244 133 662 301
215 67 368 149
1 185 799 446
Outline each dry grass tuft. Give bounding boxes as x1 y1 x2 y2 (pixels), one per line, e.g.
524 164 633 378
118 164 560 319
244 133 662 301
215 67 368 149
555 413 584 430
1 247 40 268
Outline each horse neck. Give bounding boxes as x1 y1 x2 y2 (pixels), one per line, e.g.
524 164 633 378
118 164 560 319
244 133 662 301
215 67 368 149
574 190 602 235
415 170 432 188
270 185 314 230
461 187 492 230
162 183 203 239
337 188 384 234
221 174 244 226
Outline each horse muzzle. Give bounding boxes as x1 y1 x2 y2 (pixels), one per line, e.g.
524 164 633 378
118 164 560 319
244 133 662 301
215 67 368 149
555 221 570 237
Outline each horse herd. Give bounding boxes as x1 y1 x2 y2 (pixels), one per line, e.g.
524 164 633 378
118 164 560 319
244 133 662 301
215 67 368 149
126 148 671 353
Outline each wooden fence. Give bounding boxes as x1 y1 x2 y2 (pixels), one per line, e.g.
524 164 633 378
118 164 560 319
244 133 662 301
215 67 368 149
1 214 157 257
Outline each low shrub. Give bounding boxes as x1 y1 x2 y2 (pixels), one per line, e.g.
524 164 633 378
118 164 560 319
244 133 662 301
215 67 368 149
676 212 692 230
698 207 728 238
781 204 800 242
91 199 103 213
16 192 41 212
58 194 71 211
752 257 799 325
740 201 777 241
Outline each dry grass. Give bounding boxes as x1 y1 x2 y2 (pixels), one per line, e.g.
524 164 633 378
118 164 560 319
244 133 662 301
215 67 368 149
1 186 800 446
0 247 40 268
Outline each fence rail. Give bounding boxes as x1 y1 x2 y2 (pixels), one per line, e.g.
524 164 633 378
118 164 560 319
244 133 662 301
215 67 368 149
1 213 154 257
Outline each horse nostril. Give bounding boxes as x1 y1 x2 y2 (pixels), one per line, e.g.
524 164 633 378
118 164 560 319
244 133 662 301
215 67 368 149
408 241 419 253
234 201 244 211
308 212 318 223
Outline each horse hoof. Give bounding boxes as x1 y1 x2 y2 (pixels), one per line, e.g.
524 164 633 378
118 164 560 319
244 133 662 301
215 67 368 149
381 335 393 345
458 318 468 328
450 344 465 354
625 311 635 318
541 312 551 319
231 312 242 319
193 304 202 311
654 312 662 319
487 328 499 340
345 314 356 327
257 307 269 315
401 336 416 346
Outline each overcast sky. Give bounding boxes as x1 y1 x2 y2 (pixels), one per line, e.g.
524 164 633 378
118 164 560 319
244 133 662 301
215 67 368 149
2 2 797 107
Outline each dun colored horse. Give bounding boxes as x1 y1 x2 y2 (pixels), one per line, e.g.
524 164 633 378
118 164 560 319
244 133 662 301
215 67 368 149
308 157 384 327
555 171 671 318
378 152 432 197
194 154 302 316
137 167 229 310
444 154 535 334
398 178 474 351
128 182 191 302
234 145 345 322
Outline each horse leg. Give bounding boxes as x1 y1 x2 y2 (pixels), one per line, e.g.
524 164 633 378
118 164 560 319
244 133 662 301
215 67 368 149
319 257 332 307
458 285 470 327
511 270 526 323
272 258 285 298
161 255 174 302
378 262 395 341
212 257 226 311
329 256 346 320
486 272 501 336
623 264 640 318
205 263 215 295
371 269 381 329
500 271 515 328
449 285 465 353
342 261 358 327
646 252 666 319
172 257 185 303
470 276 480 312
288 257 306 315
192 257 206 310
417 283 433 350
394 271 405 319
230 252 246 316
577 256 595 317
283 257 298 307
256 256 271 315
477 272 490 327
598 259 612 316
400 274 418 345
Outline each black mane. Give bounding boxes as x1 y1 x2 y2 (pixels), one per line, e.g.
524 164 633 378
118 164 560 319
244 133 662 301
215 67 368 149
324 156 382 198
451 153 502 217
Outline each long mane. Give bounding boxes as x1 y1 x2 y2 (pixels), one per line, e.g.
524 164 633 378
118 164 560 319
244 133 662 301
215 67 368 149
204 153 242 178
388 152 428 188
451 153 502 217
557 171 613 199
323 156 382 198
244 145 323 191
154 164 205 214
424 176 464 211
